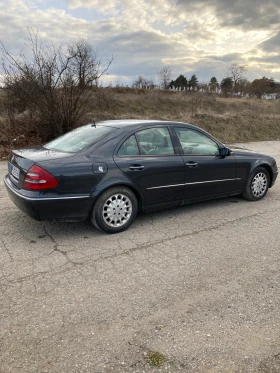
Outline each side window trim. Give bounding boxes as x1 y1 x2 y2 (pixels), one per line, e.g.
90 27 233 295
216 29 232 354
135 132 145 155
169 126 183 154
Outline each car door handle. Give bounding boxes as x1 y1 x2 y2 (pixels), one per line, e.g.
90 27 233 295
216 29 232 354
186 162 198 168
129 165 145 171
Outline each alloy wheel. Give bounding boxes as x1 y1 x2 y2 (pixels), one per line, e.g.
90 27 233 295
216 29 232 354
102 193 132 227
251 172 268 198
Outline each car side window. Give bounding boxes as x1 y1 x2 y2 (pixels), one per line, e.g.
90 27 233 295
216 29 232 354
136 127 174 155
174 127 219 155
117 135 140 156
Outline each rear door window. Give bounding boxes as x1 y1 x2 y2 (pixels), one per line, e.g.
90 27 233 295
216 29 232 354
136 127 174 155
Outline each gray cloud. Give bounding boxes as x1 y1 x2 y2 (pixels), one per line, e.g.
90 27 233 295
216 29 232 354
205 53 245 63
176 0 280 30
259 31 280 53
250 55 280 64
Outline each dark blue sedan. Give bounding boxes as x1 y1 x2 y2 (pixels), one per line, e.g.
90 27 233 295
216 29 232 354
4 120 278 233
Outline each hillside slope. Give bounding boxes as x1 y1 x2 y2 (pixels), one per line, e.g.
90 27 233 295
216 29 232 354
1 88 280 158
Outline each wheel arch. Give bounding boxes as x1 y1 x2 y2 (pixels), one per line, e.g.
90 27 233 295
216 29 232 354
258 163 273 187
92 183 144 213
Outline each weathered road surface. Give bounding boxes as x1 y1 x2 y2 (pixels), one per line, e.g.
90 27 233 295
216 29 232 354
1 141 280 373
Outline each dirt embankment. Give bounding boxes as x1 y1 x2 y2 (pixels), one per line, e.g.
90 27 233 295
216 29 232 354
1 88 280 158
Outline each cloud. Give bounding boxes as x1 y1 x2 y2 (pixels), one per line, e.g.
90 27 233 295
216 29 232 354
258 31 280 53
206 53 246 64
176 0 280 30
66 0 280 31
0 0 280 85
68 0 119 14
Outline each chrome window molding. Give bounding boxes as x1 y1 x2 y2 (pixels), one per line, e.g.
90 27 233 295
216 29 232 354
146 178 241 190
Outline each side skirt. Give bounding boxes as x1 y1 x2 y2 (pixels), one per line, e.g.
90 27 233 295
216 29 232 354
142 191 243 213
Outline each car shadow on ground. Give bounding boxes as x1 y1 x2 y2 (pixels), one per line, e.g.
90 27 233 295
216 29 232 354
8 195 245 239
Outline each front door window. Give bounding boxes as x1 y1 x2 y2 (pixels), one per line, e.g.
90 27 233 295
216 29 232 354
174 128 219 155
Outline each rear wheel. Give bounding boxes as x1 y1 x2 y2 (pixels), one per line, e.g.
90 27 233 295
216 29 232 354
242 167 270 201
91 186 138 233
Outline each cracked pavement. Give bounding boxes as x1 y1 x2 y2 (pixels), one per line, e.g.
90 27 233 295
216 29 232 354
1 141 280 373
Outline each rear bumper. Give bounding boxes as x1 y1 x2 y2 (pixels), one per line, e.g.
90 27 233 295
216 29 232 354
4 175 92 222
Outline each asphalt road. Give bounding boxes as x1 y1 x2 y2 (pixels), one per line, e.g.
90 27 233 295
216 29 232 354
1 141 280 373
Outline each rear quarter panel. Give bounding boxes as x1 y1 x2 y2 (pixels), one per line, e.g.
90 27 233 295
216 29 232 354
38 155 144 203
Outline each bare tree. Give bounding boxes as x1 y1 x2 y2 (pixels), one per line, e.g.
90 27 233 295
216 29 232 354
146 78 156 89
133 75 145 88
0 29 114 139
227 63 247 92
133 75 155 89
158 66 172 90
68 39 113 89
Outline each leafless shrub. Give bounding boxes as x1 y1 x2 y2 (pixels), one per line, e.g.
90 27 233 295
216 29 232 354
0 29 114 140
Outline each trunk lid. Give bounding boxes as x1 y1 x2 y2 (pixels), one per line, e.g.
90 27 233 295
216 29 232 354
8 147 75 189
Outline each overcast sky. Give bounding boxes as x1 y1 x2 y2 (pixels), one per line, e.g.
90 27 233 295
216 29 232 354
0 0 279 85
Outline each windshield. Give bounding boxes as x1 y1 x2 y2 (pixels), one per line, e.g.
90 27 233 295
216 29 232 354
44 125 116 153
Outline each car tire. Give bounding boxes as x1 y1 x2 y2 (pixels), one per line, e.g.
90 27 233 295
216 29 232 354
91 186 138 233
242 167 270 201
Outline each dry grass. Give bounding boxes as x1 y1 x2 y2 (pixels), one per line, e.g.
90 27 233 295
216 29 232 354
85 89 280 144
1 88 280 157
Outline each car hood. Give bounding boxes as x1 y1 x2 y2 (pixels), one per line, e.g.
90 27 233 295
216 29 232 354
231 148 259 156
230 148 275 163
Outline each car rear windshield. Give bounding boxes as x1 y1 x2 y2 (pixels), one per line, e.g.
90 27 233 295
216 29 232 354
44 125 116 153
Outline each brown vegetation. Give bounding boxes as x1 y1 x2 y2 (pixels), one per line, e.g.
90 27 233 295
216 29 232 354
1 88 280 159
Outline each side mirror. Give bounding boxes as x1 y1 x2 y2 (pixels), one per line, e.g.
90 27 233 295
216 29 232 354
220 147 231 157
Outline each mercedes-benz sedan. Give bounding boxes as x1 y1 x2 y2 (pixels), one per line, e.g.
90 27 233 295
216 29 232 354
4 120 278 233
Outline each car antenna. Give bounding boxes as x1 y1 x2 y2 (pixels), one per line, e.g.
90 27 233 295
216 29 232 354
91 119 96 128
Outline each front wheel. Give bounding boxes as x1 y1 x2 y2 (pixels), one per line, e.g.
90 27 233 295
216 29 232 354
91 186 138 233
242 167 270 201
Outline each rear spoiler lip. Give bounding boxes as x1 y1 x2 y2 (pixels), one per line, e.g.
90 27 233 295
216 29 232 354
9 147 76 163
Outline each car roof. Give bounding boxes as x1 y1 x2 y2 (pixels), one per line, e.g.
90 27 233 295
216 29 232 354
96 119 192 129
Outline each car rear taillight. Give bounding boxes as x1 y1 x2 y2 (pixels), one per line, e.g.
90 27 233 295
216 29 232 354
23 165 58 190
